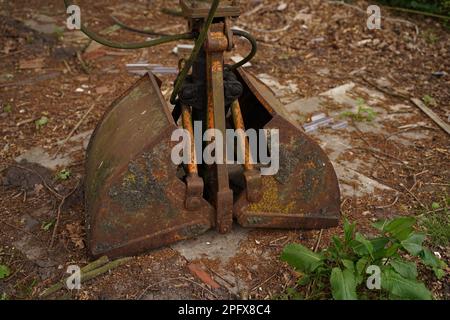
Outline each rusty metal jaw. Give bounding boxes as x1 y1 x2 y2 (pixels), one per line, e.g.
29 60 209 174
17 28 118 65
84 73 215 258
232 69 341 230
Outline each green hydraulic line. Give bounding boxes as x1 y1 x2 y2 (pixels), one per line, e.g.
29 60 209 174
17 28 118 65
228 29 257 71
63 1 258 103
63 0 195 49
170 0 221 104
110 15 170 37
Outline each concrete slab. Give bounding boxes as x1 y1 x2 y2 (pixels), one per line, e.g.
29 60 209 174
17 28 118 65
171 225 248 264
279 81 431 198
15 147 73 171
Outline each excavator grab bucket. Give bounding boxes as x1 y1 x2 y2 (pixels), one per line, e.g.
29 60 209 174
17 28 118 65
85 72 214 258
232 68 341 229
80 0 340 259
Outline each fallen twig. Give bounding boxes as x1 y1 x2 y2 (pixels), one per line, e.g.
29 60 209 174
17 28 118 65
49 180 80 248
40 256 109 297
375 195 399 209
399 183 426 209
40 256 130 298
76 51 90 74
1 220 42 241
137 276 218 300
11 165 62 199
53 104 95 158
313 229 324 253
251 273 277 292
410 98 450 136
16 117 40 127
359 74 450 136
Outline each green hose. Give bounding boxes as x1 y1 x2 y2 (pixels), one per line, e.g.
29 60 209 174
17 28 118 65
63 0 195 49
170 0 221 104
63 1 257 103
228 29 257 71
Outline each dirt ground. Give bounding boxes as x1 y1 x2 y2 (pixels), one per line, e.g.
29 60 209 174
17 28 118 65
0 0 449 300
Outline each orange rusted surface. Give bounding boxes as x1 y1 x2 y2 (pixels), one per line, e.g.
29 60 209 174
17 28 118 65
181 104 198 174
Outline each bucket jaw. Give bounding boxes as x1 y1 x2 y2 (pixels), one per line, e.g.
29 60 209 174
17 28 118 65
85 73 214 258
232 69 341 229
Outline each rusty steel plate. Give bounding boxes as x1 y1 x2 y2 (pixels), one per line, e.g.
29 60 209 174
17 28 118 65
85 72 214 258
233 69 341 229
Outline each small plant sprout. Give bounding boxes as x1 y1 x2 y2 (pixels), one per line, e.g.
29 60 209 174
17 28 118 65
3 104 12 113
341 98 377 122
0 264 11 279
422 95 437 107
41 220 55 232
35 116 49 130
57 169 71 181
419 194 450 248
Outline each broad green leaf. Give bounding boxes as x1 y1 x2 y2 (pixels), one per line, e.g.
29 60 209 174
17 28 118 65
355 232 374 257
341 259 355 272
371 237 390 251
380 243 401 259
372 219 388 231
420 248 447 278
330 267 358 300
389 259 418 280
285 287 303 300
381 268 432 300
332 235 344 252
0 265 10 279
420 248 445 269
431 202 440 210
281 243 324 273
432 267 445 280
384 217 416 241
3 104 12 113
57 169 71 181
352 237 389 257
356 257 368 275
401 233 425 256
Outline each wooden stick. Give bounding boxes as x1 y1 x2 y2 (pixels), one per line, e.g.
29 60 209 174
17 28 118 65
79 257 131 283
40 256 127 298
410 98 450 136
49 180 80 248
80 256 110 273
11 165 62 199
53 104 95 158
40 256 109 297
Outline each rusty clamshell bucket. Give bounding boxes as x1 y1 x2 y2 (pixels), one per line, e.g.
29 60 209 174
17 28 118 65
79 0 340 258
85 69 340 258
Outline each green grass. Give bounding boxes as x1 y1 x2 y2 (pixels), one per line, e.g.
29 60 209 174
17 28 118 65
341 98 377 122
419 196 450 247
